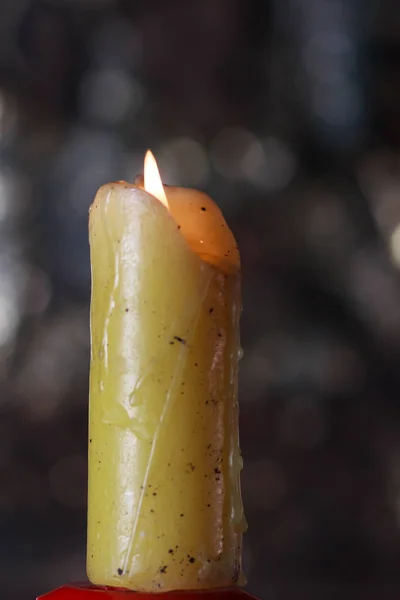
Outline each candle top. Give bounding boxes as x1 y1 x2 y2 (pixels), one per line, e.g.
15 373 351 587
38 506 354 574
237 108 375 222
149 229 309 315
139 174 240 273
89 151 239 274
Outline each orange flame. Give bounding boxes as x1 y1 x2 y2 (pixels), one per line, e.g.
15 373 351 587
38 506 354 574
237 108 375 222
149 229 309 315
144 150 168 208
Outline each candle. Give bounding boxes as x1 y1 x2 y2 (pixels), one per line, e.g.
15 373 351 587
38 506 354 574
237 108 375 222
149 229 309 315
86 152 246 593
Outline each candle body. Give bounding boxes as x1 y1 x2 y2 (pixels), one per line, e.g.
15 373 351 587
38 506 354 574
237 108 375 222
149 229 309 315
87 184 246 592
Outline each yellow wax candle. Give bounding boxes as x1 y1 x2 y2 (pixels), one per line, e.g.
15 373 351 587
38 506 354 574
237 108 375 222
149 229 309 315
87 152 246 593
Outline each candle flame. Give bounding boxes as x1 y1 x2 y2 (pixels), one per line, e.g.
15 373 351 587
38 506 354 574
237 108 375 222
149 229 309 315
144 150 168 208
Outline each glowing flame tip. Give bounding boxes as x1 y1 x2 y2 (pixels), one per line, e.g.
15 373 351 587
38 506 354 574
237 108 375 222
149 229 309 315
144 150 168 208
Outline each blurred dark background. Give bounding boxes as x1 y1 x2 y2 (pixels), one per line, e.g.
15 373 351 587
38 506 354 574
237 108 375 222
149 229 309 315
1 0 400 598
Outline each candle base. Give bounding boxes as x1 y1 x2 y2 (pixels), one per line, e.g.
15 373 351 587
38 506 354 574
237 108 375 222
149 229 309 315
37 584 260 600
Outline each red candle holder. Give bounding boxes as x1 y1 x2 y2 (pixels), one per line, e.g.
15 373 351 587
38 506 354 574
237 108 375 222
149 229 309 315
37 584 260 600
